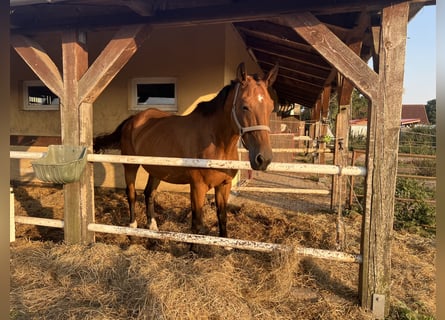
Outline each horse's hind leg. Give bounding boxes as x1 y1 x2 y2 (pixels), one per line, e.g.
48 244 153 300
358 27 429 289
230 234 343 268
124 164 139 228
214 183 232 237
144 175 161 230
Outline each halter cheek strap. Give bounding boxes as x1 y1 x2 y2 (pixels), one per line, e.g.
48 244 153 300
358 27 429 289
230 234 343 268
231 83 271 137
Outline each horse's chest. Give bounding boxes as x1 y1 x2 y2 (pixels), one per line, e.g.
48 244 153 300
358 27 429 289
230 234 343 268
200 168 237 188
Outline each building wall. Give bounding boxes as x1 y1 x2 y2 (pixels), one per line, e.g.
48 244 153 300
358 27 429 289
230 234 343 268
350 125 368 137
10 23 258 189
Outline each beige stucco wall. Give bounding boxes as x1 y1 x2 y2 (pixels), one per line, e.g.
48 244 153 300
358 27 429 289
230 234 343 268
223 24 262 83
10 32 62 136
10 23 258 189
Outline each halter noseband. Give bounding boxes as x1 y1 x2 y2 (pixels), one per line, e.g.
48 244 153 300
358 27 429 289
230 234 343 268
231 82 271 136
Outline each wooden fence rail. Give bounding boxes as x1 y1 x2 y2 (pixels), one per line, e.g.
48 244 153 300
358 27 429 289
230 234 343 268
10 151 366 176
10 149 365 262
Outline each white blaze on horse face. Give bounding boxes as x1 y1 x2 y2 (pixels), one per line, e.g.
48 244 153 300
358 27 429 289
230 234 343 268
257 94 264 103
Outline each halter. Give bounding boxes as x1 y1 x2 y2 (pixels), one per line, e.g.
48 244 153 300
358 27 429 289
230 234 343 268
231 82 271 137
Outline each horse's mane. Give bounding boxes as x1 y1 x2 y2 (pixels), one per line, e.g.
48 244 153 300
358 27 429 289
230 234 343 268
194 83 233 116
194 74 264 117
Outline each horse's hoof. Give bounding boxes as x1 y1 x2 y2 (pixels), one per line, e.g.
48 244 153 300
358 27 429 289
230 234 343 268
149 218 158 231
196 226 209 235
129 221 138 228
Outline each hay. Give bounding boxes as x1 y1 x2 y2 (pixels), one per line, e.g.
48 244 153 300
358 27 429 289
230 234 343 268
10 180 435 319
11 239 372 320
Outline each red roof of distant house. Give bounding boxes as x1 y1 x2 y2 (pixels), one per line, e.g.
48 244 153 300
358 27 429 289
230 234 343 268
401 104 429 125
349 104 429 127
349 119 368 126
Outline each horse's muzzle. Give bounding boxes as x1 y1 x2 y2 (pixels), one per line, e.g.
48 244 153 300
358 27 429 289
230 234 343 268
251 152 272 171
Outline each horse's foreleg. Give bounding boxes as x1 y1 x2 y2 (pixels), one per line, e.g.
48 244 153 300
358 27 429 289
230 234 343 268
144 175 161 230
124 164 139 228
190 183 208 235
214 183 232 237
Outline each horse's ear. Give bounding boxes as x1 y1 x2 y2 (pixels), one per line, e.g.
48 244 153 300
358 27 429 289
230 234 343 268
265 63 279 87
237 62 247 83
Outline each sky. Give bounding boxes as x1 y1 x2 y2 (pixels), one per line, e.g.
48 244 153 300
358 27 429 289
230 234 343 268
402 5 436 105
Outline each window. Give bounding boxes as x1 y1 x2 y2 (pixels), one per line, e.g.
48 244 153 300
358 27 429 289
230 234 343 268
129 78 177 112
23 80 59 111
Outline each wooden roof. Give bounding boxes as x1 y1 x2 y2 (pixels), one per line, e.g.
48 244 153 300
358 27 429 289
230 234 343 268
402 104 430 124
10 0 435 108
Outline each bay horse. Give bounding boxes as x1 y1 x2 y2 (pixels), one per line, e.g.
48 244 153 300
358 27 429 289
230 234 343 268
94 62 278 237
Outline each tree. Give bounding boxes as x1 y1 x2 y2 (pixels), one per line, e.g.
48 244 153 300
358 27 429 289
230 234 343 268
351 89 369 119
327 88 368 133
425 99 436 124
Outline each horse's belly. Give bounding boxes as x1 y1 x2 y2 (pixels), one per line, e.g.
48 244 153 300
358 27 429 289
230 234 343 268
142 165 191 184
142 165 237 186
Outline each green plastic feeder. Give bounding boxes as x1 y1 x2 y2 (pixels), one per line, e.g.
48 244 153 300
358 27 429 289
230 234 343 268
32 145 88 184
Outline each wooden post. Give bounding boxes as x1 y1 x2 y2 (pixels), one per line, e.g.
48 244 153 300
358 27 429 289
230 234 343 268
331 40 362 212
61 24 152 244
275 9 407 316
61 30 94 244
319 86 331 164
359 3 409 317
330 75 353 249
13 24 152 244
349 150 357 209
331 76 353 211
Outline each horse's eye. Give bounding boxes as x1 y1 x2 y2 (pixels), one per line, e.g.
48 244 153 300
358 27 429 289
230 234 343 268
242 106 250 112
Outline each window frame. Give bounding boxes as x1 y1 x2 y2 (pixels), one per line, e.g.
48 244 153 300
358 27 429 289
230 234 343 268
22 80 60 111
129 77 177 112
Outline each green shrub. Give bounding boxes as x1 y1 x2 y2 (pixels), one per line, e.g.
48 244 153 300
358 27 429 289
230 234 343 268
413 159 436 177
399 127 436 155
394 178 435 237
390 301 435 320
349 134 367 150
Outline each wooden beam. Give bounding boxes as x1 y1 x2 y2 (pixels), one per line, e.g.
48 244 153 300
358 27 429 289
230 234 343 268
244 36 331 69
12 1 435 34
371 25 381 72
331 74 354 210
60 25 151 243
61 30 95 244
359 3 409 317
11 34 63 98
254 50 331 79
61 25 150 243
273 12 378 100
123 0 156 16
320 84 331 119
61 30 87 145
318 86 331 164
330 41 361 250
78 24 152 104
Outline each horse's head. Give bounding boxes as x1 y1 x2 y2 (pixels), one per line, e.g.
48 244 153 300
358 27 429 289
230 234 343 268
232 62 279 171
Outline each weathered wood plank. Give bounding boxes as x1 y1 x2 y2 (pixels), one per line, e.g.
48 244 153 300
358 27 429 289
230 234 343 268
78 24 152 104
11 34 63 98
371 26 381 72
79 100 95 244
331 76 353 248
331 41 361 215
274 12 378 100
318 86 331 164
61 30 95 244
61 30 87 145
245 37 330 69
61 25 150 243
359 3 409 317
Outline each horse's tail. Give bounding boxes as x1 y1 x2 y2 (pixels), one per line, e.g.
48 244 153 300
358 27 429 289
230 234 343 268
93 116 133 153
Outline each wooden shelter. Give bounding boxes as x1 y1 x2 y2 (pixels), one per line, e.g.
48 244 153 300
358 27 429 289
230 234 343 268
9 0 435 317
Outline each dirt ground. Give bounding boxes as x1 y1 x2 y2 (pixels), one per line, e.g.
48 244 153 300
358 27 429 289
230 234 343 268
10 172 436 319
